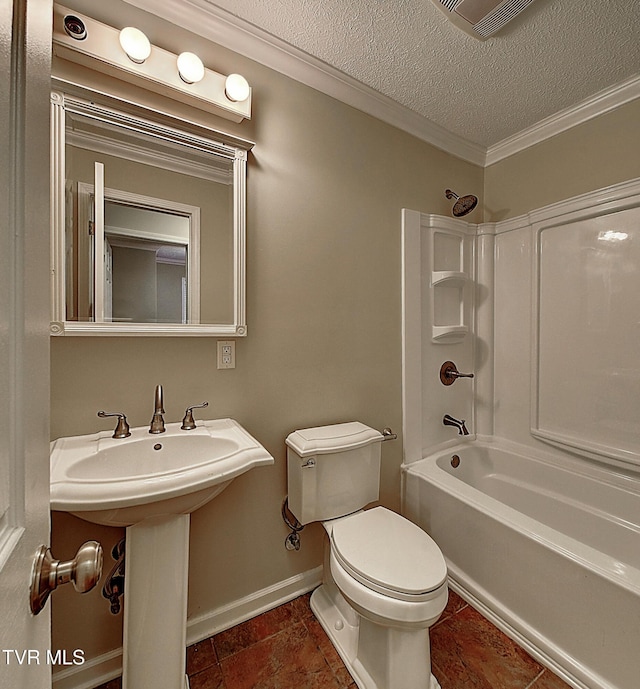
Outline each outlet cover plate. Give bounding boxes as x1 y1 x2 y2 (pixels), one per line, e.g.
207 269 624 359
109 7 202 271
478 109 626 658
217 340 235 369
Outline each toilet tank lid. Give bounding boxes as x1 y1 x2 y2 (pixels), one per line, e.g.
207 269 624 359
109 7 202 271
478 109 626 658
286 422 383 457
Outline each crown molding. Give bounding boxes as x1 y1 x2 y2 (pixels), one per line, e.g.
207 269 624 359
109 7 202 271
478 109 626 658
123 0 638 168
485 74 640 166
122 0 486 165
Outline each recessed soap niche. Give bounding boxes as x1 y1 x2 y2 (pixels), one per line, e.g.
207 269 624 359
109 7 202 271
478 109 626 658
430 227 472 343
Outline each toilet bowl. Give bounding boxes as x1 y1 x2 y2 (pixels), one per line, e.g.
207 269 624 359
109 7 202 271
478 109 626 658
329 507 448 627
312 507 448 689
286 423 447 689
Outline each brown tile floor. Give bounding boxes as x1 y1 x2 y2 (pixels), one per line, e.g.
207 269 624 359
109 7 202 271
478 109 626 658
98 589 572 689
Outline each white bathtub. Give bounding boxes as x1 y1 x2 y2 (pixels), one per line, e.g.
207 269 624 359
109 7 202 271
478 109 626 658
403 438 640 689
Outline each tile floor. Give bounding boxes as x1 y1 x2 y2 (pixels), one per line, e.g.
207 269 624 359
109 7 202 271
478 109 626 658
98 589 573 689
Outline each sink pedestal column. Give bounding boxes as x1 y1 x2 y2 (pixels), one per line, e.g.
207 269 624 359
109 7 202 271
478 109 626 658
123 514 190 689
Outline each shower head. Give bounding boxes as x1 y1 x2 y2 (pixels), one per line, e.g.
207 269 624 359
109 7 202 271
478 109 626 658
445 189 478 217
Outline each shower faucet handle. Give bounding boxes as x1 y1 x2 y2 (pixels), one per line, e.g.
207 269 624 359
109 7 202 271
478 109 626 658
181 401 209 430
440 361 474 386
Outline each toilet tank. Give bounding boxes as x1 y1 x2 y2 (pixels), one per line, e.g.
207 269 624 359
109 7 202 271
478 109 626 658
286 422 383 525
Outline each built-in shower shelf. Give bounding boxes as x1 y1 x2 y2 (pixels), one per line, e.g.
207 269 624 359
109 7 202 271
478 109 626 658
431 270 468 286
432 324 469 343
429 227 471 344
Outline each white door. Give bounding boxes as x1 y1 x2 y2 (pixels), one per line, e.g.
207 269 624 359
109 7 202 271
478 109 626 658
0 1 52 687
104 237 114 321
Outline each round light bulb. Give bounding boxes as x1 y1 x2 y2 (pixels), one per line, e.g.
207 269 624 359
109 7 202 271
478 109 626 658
177 52 205 84
225 73 250 102
119 27 151 64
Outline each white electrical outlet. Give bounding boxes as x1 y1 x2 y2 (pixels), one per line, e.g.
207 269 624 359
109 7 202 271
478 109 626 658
217 340 235 369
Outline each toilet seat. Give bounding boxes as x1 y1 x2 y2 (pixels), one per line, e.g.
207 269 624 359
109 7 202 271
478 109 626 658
330 507 447 602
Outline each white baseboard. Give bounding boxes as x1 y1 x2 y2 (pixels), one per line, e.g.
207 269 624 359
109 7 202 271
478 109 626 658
51 648 123 689
52 566 323 689
186 565 323 645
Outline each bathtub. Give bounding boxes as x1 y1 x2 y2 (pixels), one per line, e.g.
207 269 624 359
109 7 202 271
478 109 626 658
403 437 640 689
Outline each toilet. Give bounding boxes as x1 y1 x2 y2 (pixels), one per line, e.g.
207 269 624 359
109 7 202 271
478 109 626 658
286 422 448 689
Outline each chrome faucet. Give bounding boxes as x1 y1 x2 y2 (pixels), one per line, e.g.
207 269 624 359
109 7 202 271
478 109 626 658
149 385 165 434
443 414 469 436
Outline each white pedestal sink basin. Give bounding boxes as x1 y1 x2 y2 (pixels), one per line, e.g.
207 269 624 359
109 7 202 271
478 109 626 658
50 418 273 689
50 418 273 526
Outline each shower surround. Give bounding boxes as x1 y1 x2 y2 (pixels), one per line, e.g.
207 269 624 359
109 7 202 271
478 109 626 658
401 178 640 689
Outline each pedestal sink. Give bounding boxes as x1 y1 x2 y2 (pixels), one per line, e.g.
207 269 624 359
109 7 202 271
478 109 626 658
50 418 274 689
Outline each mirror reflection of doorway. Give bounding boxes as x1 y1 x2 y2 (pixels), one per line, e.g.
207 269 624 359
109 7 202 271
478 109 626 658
74 183 200 324
105 201 189 323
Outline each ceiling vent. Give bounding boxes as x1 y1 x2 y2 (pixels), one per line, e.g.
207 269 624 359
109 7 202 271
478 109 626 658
431 0 538 39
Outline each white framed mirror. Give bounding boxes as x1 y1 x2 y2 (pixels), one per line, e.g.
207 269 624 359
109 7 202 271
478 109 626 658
50 84 253 336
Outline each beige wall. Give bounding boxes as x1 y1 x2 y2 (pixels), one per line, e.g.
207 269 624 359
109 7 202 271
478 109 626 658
484 98 640 221
50 1 482 662
51 0 640 670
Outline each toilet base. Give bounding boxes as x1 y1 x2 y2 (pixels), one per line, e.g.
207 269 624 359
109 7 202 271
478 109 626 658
310 585 441 689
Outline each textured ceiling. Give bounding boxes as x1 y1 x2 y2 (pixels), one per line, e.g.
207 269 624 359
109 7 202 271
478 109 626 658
196 0 640 148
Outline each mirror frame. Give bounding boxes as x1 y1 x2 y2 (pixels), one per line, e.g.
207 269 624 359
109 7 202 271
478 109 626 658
50 82 253 336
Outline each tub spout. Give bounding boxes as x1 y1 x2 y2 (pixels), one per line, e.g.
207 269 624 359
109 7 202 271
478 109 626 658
443 414 469 436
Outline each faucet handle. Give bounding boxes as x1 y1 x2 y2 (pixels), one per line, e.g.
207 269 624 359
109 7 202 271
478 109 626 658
440 361 474 386
181 402 208 431
97 411 131 439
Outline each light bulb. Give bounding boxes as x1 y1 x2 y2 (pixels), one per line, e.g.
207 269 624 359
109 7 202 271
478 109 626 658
225 74 250 102
177 52 205 84
119 27 151 64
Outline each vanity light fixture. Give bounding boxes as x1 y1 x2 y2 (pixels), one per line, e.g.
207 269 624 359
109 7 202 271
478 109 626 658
52 4 252 123
225 74 251 103
177 52 205 84
118 26 152 64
